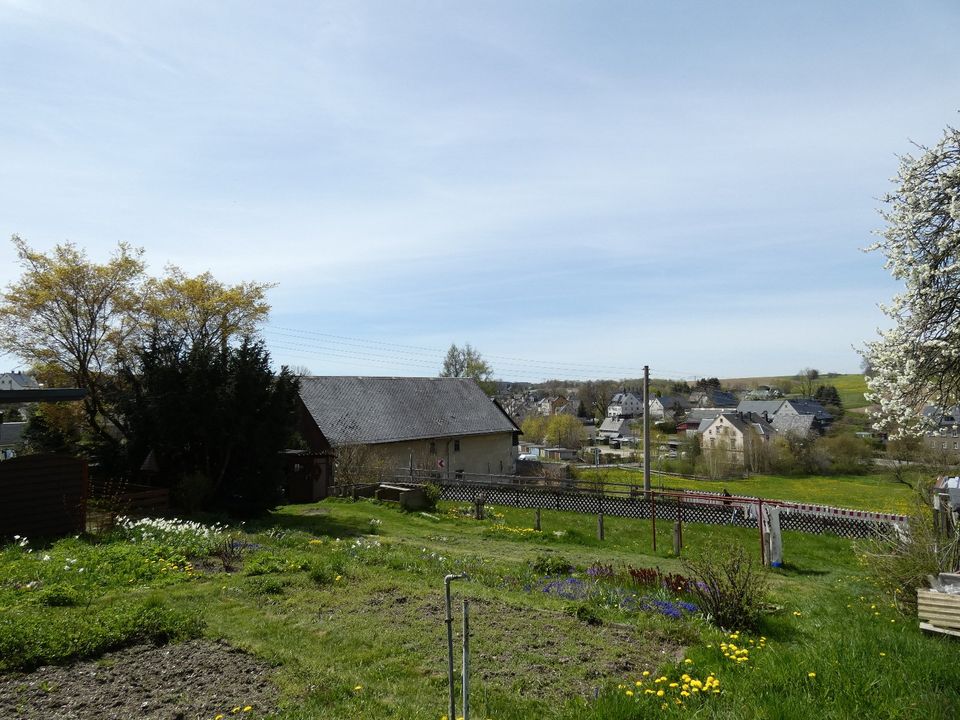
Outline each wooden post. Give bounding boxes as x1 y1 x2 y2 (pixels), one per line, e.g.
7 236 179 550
643 365 651 492
534 508 541 531
676 496 683 549
651 491 657 552
597 513 604 540
672 522 682 556
757 499 766 566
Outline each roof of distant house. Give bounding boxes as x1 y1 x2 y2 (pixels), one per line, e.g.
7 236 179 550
736 400 785 416
297 376 520 446
783 399 833 421
598 417 631 434
0 373 40 391
691 389 738 407
770 413 817 436
654 395 690 410
685 408 735 423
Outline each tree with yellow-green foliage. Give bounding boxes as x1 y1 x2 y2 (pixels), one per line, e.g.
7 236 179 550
521 413 585 449
0 236 273 460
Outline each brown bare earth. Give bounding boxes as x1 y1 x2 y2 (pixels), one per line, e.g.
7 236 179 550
0 639 278 720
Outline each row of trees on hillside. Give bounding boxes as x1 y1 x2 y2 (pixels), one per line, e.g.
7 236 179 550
1 237 299 514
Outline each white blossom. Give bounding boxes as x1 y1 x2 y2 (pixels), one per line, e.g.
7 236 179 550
863 124 960 436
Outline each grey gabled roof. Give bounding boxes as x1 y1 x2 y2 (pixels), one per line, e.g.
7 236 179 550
298 376 520 446
783 399 833 421
771 413 817 436
598 417 631 434
736 400 785 416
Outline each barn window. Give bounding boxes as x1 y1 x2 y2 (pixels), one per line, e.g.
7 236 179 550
454 439 460 452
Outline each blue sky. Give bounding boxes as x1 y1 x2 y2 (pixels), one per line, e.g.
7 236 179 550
2 1 958 382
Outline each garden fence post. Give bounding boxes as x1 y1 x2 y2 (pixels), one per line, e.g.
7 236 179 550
535 508 541 531
651 491 657 552
757 499 766 566
597 513 604 540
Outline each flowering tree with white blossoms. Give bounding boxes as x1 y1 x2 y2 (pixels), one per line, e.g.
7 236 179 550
864 123 960 435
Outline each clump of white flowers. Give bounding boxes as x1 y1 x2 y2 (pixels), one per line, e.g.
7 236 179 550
115 516 228 555
864 123 960 436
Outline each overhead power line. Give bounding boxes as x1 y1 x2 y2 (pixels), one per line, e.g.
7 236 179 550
262 325 703 380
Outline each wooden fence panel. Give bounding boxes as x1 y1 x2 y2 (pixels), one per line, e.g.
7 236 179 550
0 454 87 539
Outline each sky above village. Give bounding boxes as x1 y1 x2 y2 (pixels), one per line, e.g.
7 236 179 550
2 1 959 382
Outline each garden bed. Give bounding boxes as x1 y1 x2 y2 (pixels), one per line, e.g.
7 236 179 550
0 639 278 720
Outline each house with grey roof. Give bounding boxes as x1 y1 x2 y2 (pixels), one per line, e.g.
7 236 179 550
0 373 40 391
735 398 832 436
598 417 634 440
700 412 777 466
735 399 786 418
649 395 690 421
297 376 521 479
677 408 736 435
780 399 833 424
606 392 644 418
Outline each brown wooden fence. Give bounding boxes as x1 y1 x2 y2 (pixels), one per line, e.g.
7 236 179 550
0 454 88 539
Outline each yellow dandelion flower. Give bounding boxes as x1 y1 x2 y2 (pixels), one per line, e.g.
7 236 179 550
642 670 651 677
656 689 665 697
243 708 252 713
354 685 363 691
807 672 816 678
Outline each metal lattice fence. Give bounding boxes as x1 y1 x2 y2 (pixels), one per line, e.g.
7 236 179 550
381 470 905 540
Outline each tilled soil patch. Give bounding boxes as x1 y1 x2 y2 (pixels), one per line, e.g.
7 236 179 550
0 639 278 720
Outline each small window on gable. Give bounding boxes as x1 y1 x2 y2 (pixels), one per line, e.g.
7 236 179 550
429 441 436 455
454 439 461 452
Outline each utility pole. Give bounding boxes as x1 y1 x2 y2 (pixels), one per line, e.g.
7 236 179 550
643 365 651 492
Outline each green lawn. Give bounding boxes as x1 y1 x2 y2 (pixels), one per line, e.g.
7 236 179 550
2 499 956 719
577 467 916 514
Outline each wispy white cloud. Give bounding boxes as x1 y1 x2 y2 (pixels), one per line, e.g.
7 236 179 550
0 1 953 377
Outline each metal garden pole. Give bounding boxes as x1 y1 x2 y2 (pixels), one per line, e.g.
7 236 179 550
445 573 466 720
462 599 470 720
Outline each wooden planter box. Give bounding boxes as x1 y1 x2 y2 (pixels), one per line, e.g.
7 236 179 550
918 589 960 638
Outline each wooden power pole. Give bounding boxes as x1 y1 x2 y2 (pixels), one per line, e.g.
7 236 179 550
643 365 651 492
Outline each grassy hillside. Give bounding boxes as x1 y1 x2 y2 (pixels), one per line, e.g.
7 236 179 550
720 373 870 410
2 499 957 719
577 468 915 514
